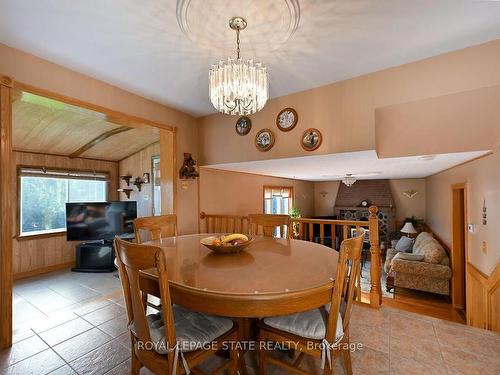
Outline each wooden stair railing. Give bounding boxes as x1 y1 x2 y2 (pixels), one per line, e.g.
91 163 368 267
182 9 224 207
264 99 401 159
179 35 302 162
198 206 382 308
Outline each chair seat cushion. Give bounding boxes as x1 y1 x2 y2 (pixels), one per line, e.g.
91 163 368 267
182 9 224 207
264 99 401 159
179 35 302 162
147 305 233 354
263 305 344 342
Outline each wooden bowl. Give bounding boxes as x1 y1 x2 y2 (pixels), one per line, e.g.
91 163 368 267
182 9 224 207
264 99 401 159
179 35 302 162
200 236 253 254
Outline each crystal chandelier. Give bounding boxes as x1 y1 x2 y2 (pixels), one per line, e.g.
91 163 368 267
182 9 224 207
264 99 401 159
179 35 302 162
209 17 268 116
342 174 357 187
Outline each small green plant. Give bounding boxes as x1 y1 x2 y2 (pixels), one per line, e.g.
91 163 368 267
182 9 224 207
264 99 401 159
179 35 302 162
290 207 301 219
289 207 301 238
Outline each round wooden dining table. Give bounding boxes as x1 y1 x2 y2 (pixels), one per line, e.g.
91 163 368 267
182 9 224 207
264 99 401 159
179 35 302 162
139 234 339 318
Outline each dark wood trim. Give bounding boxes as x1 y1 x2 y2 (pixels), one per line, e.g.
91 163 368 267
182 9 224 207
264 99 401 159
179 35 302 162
13 149 121 163
15 231 67 241
0 75 13 349
13 81 176 132
69 127 131 158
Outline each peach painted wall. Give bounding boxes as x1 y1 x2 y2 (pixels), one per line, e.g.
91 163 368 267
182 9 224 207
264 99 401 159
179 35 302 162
426 145 500 276
0 43 199 234
389 179 427 223
313 181 341 217
198 168 314 219
199 40 500 165
375 85 500 158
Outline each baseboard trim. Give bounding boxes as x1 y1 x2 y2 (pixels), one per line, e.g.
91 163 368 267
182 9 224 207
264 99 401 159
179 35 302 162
13 262 75 281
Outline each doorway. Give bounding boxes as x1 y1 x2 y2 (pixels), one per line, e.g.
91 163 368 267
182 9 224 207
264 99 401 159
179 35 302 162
451 183 467 316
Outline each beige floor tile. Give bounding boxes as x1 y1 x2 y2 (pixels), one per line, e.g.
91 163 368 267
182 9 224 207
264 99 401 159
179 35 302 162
351 346 389 374
0 349 65 375
390 354 447 375
434 323 500 358
72 297 114 316
440 345 500 375
390 313 436 341
389 331 444 368
350 320 390 354
39 317 94 346
31 309 79 334
0 335 48 369
52 328 113 363
69 339 130 375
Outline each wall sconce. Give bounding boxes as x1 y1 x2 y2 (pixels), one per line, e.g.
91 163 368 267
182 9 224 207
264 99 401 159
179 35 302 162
319 190 328 198
179 153 199 180
120 175 132 186
133 177 145 192
403 190 418 199
117 188 133 199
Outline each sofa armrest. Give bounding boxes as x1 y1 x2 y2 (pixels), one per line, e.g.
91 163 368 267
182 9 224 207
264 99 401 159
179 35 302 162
391 258 451 279
384 248 399 273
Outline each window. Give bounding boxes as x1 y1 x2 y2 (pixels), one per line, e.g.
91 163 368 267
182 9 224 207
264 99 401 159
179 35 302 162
19 167 108 236
263 186 294 215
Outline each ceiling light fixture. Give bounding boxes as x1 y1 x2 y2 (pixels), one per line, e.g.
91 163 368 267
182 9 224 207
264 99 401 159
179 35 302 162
342 174 357 187
209 17 268 116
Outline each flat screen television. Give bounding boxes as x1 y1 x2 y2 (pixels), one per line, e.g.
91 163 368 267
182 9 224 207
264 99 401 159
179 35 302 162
66 201 137 241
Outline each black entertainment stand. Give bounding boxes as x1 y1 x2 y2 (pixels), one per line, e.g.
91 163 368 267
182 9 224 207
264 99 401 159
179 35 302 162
72 234 134 273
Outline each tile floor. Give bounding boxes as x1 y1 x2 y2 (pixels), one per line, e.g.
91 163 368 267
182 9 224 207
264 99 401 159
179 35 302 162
1 270 499 375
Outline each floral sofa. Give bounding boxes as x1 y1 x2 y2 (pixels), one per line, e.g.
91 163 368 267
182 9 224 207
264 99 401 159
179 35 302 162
384 232 451 295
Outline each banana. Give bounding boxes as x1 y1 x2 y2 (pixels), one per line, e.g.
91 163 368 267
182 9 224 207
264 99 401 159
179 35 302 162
221 233 248 244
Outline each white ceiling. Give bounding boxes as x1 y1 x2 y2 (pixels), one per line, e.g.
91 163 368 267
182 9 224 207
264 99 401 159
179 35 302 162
204 150 490 181
1 1 500 116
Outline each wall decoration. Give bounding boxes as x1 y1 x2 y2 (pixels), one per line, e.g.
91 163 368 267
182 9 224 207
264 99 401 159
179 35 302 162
235 116 252 136
483 199 487 225
403 190 418 199
276 108 298 131
179 153 199 179
255 129 275 152
319 190 328 198
300 128 322 151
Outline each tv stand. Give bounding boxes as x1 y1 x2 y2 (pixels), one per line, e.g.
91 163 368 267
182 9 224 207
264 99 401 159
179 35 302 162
72 241 116 273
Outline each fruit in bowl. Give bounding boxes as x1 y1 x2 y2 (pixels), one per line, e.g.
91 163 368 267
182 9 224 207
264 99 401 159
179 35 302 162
200 234 253 254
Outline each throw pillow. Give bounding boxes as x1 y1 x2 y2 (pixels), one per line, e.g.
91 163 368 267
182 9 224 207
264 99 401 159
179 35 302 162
398 253 425 262
395 236 414 253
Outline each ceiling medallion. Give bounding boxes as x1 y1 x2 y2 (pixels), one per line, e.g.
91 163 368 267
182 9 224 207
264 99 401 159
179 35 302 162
209 16 268 115
176 0 300 52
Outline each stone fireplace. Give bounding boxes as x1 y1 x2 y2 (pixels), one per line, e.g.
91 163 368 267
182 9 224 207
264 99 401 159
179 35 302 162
334 179 395 243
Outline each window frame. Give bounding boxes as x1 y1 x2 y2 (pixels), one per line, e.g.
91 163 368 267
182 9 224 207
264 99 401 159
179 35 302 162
262 185 294 215
16 165 110 240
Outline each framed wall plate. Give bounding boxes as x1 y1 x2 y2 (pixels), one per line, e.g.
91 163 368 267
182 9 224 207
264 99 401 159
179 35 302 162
255 129 275 152
301 128 322 151
276 107 298 132
235 116 252 136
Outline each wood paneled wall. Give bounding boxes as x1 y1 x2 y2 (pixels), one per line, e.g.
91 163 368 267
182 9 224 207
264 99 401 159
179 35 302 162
466 261 500 332
119 142 160 217
12 151 119 278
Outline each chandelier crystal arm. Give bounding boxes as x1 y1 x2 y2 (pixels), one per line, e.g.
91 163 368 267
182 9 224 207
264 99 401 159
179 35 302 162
209 16 268 116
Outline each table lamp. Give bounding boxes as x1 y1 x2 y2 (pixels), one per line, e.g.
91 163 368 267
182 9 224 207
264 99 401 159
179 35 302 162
401 222 417 237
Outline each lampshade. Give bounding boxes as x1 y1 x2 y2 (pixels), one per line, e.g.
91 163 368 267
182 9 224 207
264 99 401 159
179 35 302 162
400 222 417 234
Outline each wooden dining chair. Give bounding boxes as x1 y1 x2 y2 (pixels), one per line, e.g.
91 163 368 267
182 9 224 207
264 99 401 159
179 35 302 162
248 214 292 238
257 228 365 375
114 237 239 375
134 214 177 244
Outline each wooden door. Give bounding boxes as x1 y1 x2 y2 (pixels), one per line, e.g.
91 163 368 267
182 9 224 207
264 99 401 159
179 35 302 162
451 184 467 312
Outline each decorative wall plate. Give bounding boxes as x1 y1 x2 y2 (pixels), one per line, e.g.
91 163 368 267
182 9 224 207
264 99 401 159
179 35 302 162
276 107 298 131
301 128 322 151
235 116 252 136
255 129 275 152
